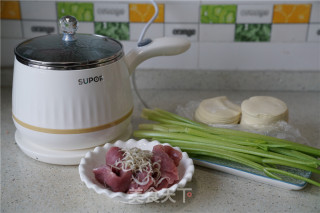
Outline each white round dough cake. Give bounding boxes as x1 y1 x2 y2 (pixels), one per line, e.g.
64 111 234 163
240 96 288 126
194 96 241 124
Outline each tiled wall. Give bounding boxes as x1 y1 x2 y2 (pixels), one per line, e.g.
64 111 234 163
1 0 320 71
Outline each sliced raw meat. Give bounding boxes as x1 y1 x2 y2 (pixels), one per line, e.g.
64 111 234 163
105 147 125 166
93 165 132 192
93 145 183 194
163 145 182 167
128 169 154 194
155 178 169 191
152 145 179 185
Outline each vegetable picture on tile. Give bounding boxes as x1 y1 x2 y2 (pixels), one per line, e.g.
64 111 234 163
95 22 130 40
57 2 94 21
201 5 237 23
235 24 271 42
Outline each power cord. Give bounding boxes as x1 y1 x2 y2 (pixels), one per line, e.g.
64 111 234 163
132 0 159 109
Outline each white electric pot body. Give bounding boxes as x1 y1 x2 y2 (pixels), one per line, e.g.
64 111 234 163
12 57 133 150
12 36 190 153
12 16 191 164
12 14 190 155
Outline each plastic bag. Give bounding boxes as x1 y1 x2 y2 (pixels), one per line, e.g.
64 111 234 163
176 100 311 146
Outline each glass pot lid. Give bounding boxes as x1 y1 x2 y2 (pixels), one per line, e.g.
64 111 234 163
14 15 124 70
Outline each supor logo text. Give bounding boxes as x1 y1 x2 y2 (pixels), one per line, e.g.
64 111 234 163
78 75 104 85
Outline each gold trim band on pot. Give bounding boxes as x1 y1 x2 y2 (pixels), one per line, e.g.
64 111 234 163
12 108 133 134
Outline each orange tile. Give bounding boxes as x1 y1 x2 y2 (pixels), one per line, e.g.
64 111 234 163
273 4 311 23
129 3 164 23
1 1 21 19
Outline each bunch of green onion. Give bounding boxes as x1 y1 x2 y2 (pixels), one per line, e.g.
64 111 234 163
133 108 320 187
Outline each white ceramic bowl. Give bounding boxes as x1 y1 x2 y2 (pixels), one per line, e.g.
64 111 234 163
79 139 195 204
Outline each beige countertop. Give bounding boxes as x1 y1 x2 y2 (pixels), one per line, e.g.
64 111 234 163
1 87 319 213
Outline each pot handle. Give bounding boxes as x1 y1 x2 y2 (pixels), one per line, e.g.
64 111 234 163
125 37 190 75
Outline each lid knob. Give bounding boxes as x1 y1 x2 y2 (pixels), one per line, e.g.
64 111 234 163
59 15 78 42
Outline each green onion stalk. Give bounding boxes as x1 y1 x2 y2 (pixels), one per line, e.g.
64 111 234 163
133 108 320 187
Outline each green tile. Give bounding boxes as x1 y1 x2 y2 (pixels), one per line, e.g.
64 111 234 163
57 2 94 22
235 24 271 42
94 22 130 41
201 5 237 24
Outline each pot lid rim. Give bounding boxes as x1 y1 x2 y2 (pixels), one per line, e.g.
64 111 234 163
15 51 124 70
14 34 124 70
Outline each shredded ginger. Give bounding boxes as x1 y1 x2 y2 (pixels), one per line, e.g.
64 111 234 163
113 147 162 186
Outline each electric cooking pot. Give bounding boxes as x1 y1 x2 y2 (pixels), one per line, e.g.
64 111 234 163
12 16 190 164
